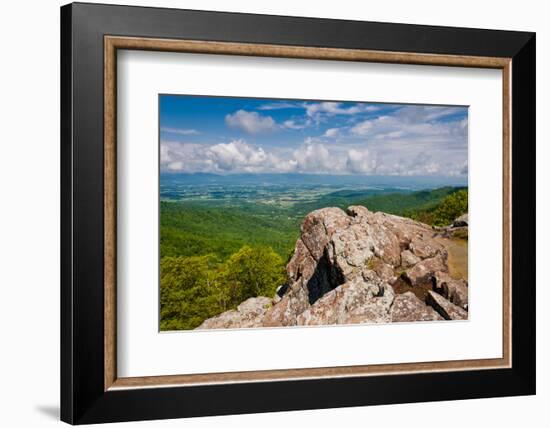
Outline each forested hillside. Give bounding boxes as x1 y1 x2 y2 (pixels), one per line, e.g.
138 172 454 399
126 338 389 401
160 186 468 330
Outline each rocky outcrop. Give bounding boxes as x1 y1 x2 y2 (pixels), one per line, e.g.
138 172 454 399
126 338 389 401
296 276 395 326
453 214 468 227
197 207 469 330
436 212 469 240
432 271 469 310
400 249 421 268
196 297 273 329
426 291 468 320
390 292 443 322
403 255 447 286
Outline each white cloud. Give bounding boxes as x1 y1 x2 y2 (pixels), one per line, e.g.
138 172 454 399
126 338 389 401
161 104 468 177
161 139 296 174
257 102 302 110
407 152 441 175
161 138 466 176
161 127 200 135
350 120 375 135
346 148 373 174
161 140 344 174
399 105 466 122
225 110 277 134
323 128 341 138
283 119 308 130
258 101 379 118
207 139 270 171
370 151 444 176
293 142 334 173
350 107 467 147
304 102 378 118
161 142 212 172
166 161 184 171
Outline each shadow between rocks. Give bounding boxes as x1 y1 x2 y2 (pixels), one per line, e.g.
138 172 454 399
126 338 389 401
306 251 345 305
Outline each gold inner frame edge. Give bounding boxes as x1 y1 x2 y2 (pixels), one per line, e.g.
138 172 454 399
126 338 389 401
104 36 512 391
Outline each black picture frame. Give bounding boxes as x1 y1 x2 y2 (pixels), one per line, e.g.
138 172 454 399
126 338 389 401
61 2 535 424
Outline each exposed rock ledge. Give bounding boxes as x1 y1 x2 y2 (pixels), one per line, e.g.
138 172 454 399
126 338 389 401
196 206 468 330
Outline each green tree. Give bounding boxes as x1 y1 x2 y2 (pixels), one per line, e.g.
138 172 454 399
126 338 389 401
160 246 287 330
431 189 468 226
404 188 468 227
218 245 287 306
160 255 222 330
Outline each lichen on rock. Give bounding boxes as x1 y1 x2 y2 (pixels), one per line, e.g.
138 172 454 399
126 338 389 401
197 207 469 329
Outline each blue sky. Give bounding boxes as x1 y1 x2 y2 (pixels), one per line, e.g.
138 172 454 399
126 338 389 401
160 95 468 176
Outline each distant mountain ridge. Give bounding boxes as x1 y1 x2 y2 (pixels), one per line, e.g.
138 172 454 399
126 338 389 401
161 172 468 189
160 186 467 261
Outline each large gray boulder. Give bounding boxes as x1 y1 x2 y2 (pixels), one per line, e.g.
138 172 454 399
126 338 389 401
296 277 395 326
400 249 421 268
390 292 443 322
453 213 469 228
197 205 468 329
196 297 273 329
403 255 448 286
426 291 468 320
432 271 468 310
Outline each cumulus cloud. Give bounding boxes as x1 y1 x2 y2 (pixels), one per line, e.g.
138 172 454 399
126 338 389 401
161 140 341 174
399 105 466 122
369 151 445 176
257 101 378 119
323 128 341 138
161 104 467 177
350 120 374 136
208 140 267 171
406 152 441 175
161 139 296 174
283 119 308 130
346 148 373 174
161 142 211 172
161 137 467 177
350 106 467 142
225 110 277 134
293 142 333 172
304 102 378 118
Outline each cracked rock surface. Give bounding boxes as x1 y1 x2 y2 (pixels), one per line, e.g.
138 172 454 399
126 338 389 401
197 207 468 329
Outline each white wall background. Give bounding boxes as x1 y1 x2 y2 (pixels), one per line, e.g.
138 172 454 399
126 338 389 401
0 0 546 426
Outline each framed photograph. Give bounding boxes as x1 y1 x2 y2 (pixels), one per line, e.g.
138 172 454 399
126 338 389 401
61 2 535 424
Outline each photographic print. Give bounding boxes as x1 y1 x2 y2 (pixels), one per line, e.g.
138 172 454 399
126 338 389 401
159 95 469 331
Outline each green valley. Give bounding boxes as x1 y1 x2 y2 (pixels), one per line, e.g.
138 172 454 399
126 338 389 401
160 183 468 330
